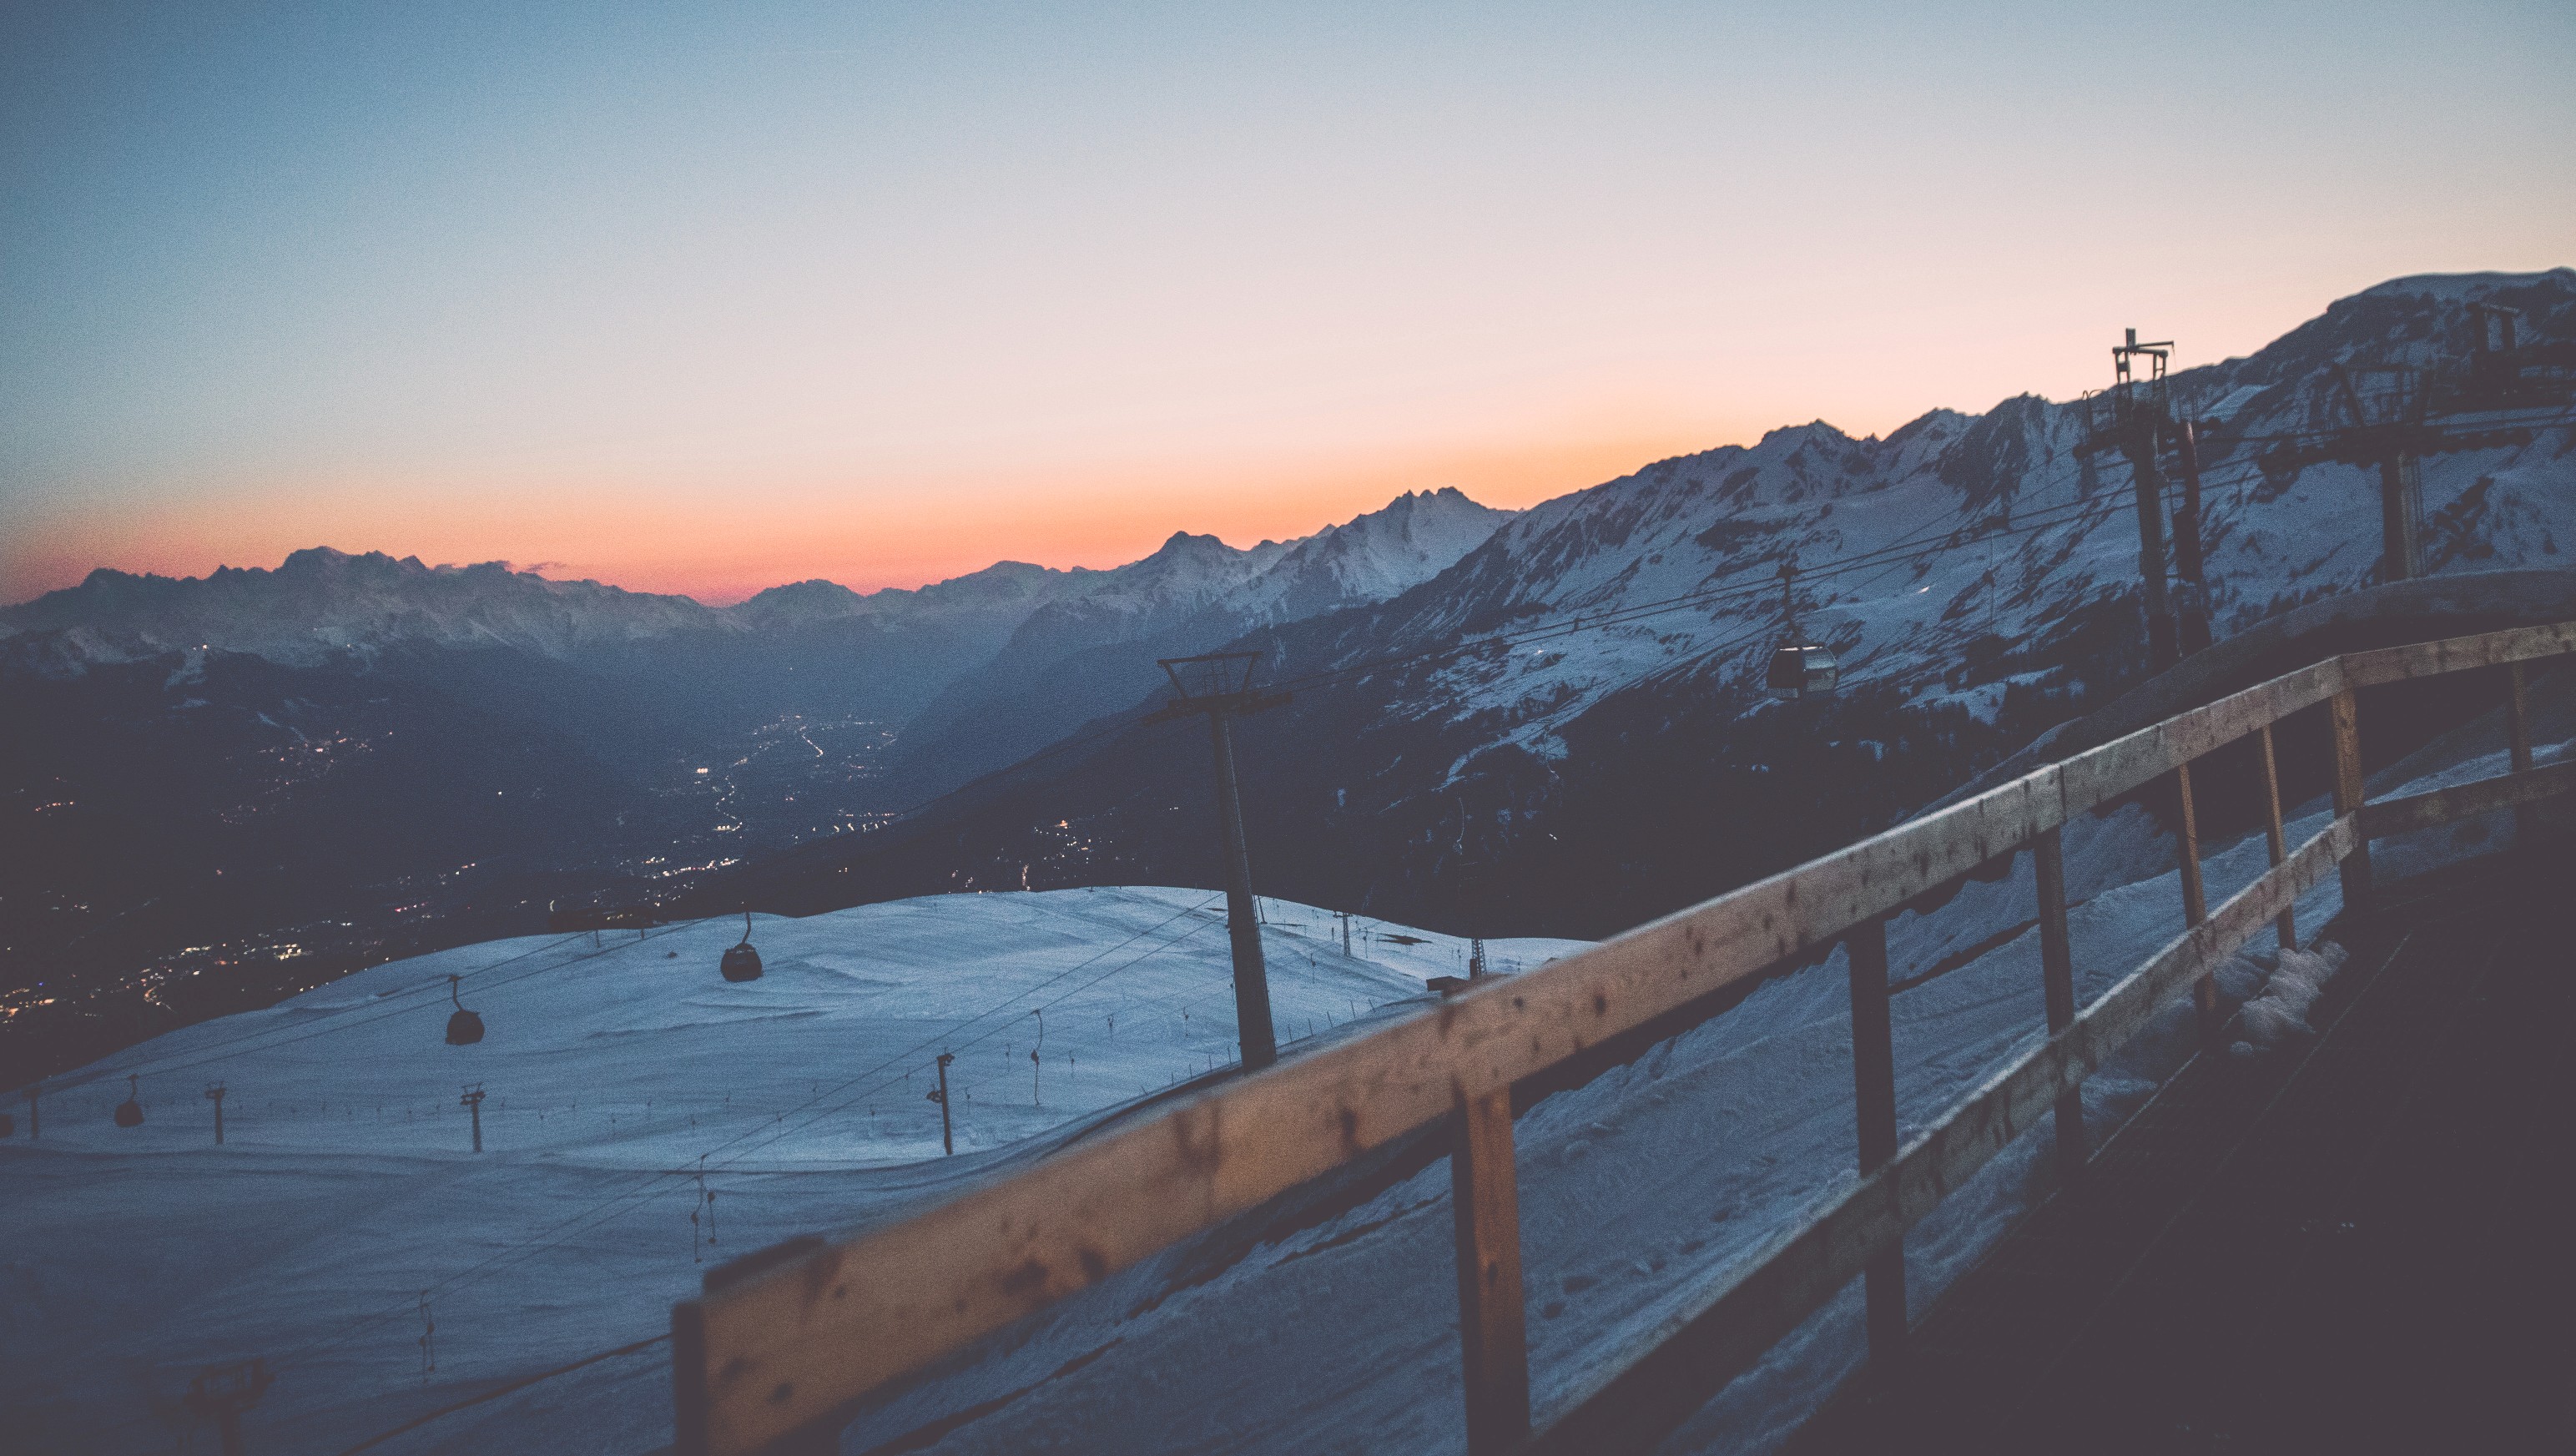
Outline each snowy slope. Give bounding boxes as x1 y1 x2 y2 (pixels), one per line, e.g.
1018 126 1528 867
0 890 1584 1454
13 662 2567 1456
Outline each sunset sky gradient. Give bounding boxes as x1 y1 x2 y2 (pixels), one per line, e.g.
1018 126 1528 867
4 2 2570 605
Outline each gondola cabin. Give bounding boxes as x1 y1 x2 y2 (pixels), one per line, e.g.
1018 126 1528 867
721 909 764 983
445 975 486 1045
1765 557 1838 698
1767 642 1838 698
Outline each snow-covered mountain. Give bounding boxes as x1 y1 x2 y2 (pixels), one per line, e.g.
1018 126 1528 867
1314 269 2575 756
1 491 1509 692
890 488 1514 793
724 558 1085 634
0 547 733 669
725 268 2576 938
1 492 1512 773
0 548 1088 687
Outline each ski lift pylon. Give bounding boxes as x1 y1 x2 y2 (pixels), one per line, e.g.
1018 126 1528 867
445 974 486 1046
1765 557 1839 698
720 909 764 983
113 1073 144 1128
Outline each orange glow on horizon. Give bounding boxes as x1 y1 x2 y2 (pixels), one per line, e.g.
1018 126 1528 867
4 423 1727 607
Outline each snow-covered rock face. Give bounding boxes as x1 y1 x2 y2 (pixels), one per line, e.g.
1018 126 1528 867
1265 269 2576 759
971 489 1515 668
0 547 735 668
1236 486 1515 625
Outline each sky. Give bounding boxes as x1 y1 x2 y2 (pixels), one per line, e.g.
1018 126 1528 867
3 2 2570 607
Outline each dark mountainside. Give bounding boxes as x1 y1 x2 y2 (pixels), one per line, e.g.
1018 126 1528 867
680 270 2576 939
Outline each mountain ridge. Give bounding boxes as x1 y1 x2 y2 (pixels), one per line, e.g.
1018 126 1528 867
691 266 2576 939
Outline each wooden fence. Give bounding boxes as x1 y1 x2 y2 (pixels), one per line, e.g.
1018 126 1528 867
672 622 2576 1456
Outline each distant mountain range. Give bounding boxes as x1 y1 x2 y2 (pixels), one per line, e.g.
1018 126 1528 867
7 269 2572 1084
0 486 1515 1073
698 267 2576 938
4 486 1507 718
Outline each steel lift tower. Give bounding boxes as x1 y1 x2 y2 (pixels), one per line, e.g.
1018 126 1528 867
1146 651 1288 1071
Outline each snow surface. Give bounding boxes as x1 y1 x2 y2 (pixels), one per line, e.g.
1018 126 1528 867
2229 944 2350 1057
1 890 1583 1454
14 691 2563 1456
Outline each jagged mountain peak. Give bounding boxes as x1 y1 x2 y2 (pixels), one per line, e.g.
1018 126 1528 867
728 577 870 626
2358 266 2576 305
1238 487 1513 623
2 546 726 667
1755 419 1860 452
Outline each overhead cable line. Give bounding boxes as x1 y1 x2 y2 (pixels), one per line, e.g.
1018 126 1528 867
260 893 1228 1377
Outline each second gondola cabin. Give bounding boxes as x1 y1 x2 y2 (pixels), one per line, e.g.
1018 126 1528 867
1765 557 1840 698
445 975 485 1045
720 909 764 983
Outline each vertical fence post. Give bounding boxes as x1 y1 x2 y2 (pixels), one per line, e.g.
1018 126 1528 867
2507 662 2536 843
1845 914 1906 1370
2330 688 2372 915
1452 1085 1529 1453
2173 760 2217 1045
2031 829 2085 1180
2257 723 2296 950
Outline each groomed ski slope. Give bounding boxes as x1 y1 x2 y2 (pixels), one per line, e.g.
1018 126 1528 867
5 681 2566 1456
0 890 1585 1454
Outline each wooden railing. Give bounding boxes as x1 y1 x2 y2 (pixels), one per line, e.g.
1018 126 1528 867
671 622 2576 1456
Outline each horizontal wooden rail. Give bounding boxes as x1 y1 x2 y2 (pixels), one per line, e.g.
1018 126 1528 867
2357 759 2576 840
2338 619 2576 688
1529 816 2354 1452
676 622 2575 1456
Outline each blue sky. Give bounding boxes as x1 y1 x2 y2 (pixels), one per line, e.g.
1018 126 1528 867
4 2 2569 602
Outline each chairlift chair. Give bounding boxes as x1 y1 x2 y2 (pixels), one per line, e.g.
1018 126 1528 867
1766 559 1840 699
445 975 486 1046
720 909 764 983
113 1074 144 1128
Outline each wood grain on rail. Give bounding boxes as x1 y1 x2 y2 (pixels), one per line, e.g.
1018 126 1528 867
2359 759 2576 840
1528 817 2353 1455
